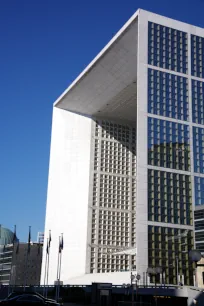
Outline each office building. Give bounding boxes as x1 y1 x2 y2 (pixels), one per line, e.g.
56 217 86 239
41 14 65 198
0 227 16 285
37 232 44 244
41 9 204 286
194 206 204 254
11 242 43 286
0 227 43 285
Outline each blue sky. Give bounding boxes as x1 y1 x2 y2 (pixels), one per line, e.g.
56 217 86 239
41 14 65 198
1 0 204 242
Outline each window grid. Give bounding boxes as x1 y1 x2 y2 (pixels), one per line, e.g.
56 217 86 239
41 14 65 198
191 35 204 78
195 177 204 206
97 249 131 273
194 209 204 220
148 225 194 285
148 169 192 225
148 22 188 74
148 69 189 121
193 127 204 173
99 174 130 210
148 117 190 171
100 141 131 176
192 80 204 124
90 120 136 273
98 210 130 246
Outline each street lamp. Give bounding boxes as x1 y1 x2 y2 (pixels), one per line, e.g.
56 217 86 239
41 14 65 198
135 274 141 303
130 272 140 306
189 250 202 263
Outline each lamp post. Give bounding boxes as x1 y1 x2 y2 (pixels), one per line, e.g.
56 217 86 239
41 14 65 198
130 272 134 306
130 272 140 306
135 274 141 303
176 256 179 285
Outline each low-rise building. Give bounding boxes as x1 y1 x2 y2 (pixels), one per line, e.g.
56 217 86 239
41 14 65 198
37 232 44 244
11 242 43 286
0 227 43 286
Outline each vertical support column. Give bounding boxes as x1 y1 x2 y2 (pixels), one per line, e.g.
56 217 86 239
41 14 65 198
95 119 103 272
188 31 195 249
136 11 149 280
129 126 133 271
86 119 95 273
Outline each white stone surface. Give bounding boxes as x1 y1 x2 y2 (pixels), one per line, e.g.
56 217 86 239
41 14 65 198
64 271 133 285
41 108 92 284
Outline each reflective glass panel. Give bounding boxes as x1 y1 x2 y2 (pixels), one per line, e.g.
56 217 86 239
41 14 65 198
148 169 192 225
193 127 204 173
148 117 190 171
148 225 194 285
148 69 189 121
191 35 204 78
195 177 204 206
148 22 188 74
192 79 204 124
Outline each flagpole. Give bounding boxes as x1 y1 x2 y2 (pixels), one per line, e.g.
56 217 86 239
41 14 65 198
57 252 62 301
43 239 48 297
57 233 63 302
45 230 51 298
55 236 61 301
14 240 19 288
24 226 31 292
9 225 16 294
46 247 50 298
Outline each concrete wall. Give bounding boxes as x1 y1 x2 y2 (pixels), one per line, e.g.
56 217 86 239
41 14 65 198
41 107 92 284
64 271 133 285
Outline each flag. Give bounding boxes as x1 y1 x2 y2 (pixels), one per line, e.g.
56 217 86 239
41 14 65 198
60 234 63 251
46 239 49 255
27 226 31 254
49 230 51 248
59 234 63 253
59 238 62 254
12 225 16 244
16 240 19 254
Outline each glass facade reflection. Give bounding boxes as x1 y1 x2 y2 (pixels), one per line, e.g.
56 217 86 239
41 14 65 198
148 22 188 73
192 80 204 124
148 225 194 285
193 127 204 173
195 177 204 206
147 21 198 286
148 117 190 171
191 35 204 78
148 169 192 225
148 69 189 121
